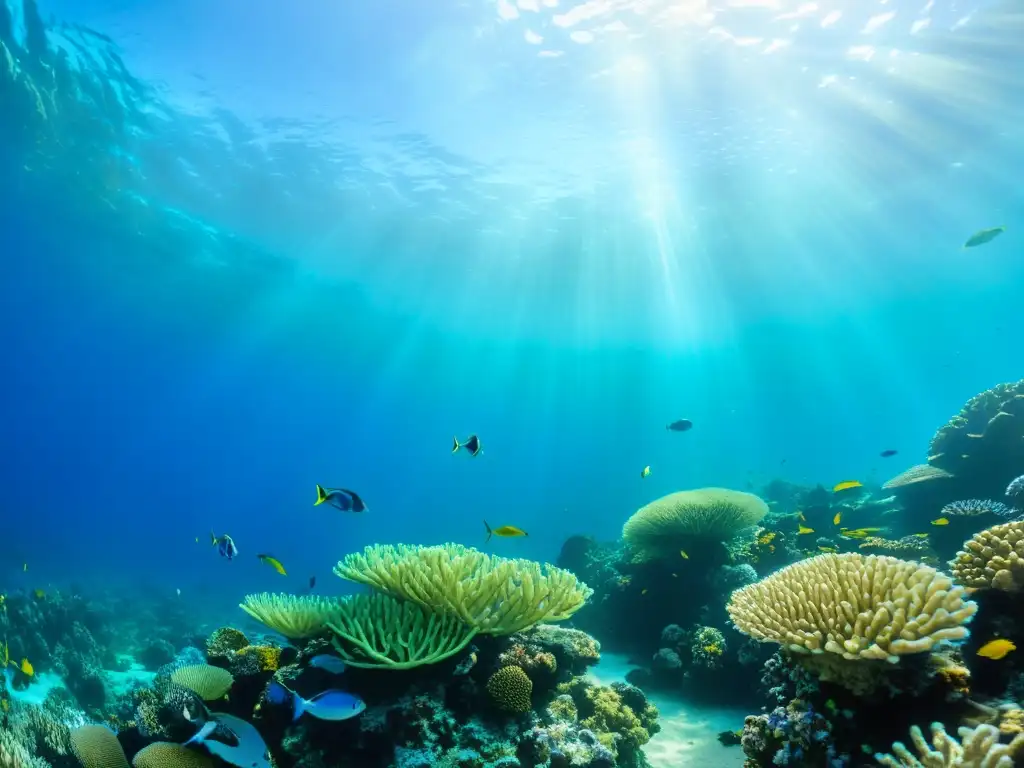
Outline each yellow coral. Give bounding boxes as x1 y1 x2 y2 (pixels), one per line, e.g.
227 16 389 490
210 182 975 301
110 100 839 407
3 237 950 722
999 709 1024 735
236 645 280 672
486 666 533 713
623 489 768 559
334 543 592 635
876 723 1024 768
952 521 1024 592
239 593 340 639
727 553 977 663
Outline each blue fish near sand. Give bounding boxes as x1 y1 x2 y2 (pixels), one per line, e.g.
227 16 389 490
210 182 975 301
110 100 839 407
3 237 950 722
185 712 270 768
308 654 347 674
267 679 366 721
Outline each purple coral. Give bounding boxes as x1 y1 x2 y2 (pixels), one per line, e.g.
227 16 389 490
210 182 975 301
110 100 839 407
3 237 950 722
941 499 1015 519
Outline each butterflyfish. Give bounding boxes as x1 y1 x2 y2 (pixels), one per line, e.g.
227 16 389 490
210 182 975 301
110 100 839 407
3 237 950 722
484 521 527 542
977 638 1016 660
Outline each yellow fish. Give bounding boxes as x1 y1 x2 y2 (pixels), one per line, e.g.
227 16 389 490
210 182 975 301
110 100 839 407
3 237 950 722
833 481 863 493
1 699 8 712
18 658 33 677
977 638 1016 660
256 554 287 576
819 546 839 553
32 589 45 600
833 512 842 526
911 533 929 538
484 521 528 542
680 550 689 559
839 527 883 539
640 465 651 479
798 525 815 535
931 517 949 526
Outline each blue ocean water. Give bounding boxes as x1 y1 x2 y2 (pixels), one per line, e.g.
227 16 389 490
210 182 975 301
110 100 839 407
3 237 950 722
1 0 1022 630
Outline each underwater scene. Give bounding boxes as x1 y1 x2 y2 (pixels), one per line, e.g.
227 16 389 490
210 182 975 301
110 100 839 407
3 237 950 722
2 0 1024 766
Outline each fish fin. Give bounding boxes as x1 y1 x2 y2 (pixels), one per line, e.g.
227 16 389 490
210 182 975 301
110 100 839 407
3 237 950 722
484 521 492 543
314 484 329 506
293 692 306 721
452 436 460 453
209 531 217 546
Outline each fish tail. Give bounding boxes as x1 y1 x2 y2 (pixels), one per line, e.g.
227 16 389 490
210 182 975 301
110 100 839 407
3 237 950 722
314 484 329 506
484 520 492 543
209 530 216 546
452 436 461 453
293 693 306 722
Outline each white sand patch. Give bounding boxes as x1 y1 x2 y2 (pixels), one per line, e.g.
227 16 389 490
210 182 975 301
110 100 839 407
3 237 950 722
105 658 157 698
590 653 746 768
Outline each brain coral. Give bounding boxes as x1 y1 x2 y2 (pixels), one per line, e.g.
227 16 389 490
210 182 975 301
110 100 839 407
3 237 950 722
726 553 977 663
69 726 128 768
169 665 234 701
952 520 1024 592
132 743 213 768
623 488 768 559
486 665 533 712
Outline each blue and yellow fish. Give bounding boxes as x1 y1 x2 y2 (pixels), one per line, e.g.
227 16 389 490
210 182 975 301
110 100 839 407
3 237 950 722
314 485 367 513
210 532 238 560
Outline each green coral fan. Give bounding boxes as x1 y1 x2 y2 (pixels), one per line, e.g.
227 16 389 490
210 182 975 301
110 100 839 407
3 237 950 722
169 665 233 701
238 593 340 639
727 553 977 662
875 723 1024 767
952 519 1024 592
623 488 768 559
486 665 533 712
333 543 592 635
131 743 214 768
327 593 478 669
205 628 249 659
69 726 128 768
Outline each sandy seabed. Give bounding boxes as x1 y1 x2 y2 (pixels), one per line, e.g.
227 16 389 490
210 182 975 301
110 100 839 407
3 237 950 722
591 654 746 768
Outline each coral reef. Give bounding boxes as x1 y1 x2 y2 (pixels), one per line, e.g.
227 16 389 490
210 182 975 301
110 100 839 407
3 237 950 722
875 723 1024 767
623 488 768 561
952 520 1024 592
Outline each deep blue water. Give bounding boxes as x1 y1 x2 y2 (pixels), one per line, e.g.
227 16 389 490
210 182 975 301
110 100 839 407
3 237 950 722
1 0 1022 623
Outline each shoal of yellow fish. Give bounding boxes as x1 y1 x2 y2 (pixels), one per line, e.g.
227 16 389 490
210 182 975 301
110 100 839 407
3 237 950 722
977 638 1016 660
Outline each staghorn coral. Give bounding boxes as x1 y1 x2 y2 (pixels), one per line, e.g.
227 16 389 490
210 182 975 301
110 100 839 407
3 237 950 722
486 665 533 713
327 593 478 669
334 543 592 635
952 520 1024 592
131 743 213 768
69 725 129 768
875 723 1024 767
169 664 233 701
727 553 977 662
941 499 1016 519
623 488 768 559
238 593 339 640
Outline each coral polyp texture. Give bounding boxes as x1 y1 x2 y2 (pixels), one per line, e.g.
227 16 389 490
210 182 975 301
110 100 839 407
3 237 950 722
622 488 768 559
68 726 128 768
333 543 592 635
168 664 233 701
486 665 534 712
875 723 1024 768
928 379 1024 476
326 593 478 669
131 743 214 768
726 553 977 662
238 593 340 639
952 520 1024 592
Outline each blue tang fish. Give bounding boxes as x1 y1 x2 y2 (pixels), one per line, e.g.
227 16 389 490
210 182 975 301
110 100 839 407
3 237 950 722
314 485 367 513
210 532 238 560
185 712 269 768
308 654 346 674
266 679 365 721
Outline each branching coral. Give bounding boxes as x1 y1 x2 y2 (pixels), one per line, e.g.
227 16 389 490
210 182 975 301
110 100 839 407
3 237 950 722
875 723 1024 768
942 499 1016 519
238 593 340 640
326 593 478 670
623 488 768 559
333 543 592 635
952 520 1024 592
727 553 977 662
